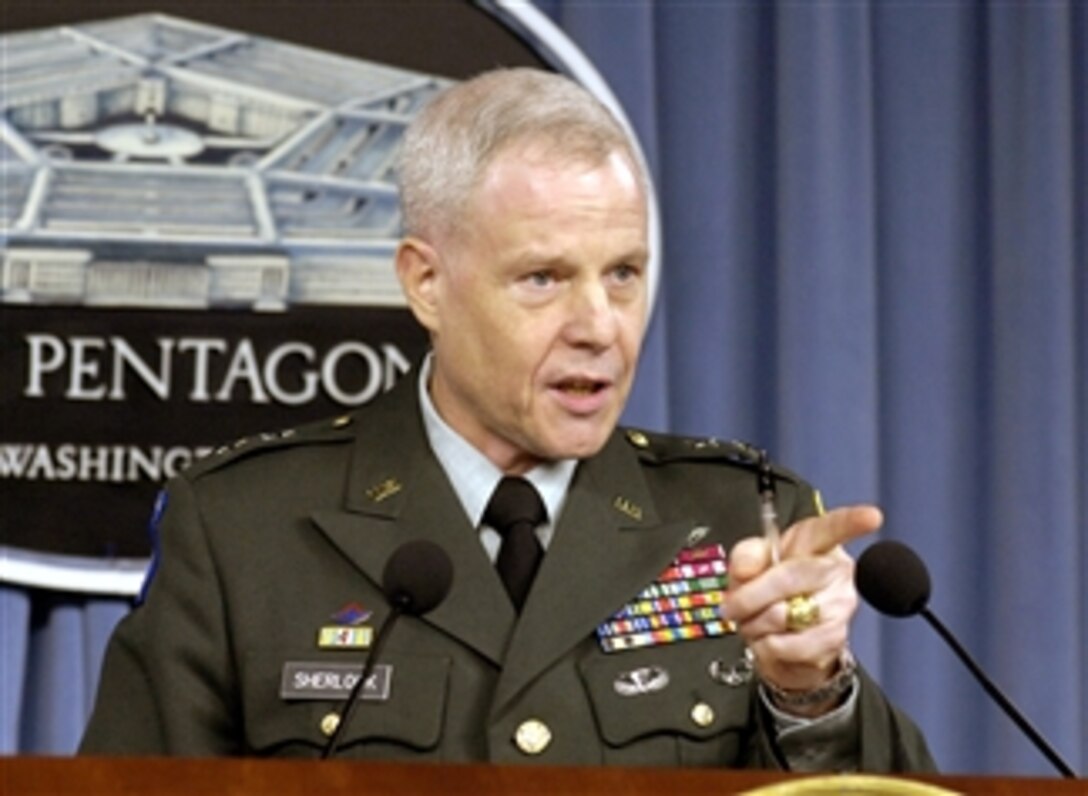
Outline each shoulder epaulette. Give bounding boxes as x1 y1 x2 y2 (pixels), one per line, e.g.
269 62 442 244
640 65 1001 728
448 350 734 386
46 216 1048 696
621 427 801 485
182 413 356 479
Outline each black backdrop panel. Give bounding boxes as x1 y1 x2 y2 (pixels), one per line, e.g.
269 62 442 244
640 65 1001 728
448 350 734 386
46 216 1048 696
1 1 547 567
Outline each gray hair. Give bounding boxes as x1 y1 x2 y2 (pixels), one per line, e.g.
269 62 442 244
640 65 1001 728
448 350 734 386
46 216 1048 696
398 67 644 241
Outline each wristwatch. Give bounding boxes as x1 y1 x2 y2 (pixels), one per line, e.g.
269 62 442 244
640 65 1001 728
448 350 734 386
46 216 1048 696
759 647 858 710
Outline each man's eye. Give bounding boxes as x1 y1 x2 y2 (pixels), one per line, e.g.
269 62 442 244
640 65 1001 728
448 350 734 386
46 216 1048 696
526 271 554 287
612 264 641 283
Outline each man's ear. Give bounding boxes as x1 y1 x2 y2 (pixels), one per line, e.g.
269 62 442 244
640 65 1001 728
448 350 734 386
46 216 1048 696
395 237 442 333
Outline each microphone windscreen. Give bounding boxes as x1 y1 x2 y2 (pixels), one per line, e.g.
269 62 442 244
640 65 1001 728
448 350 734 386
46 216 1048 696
856 540 932 618
382 539 454 616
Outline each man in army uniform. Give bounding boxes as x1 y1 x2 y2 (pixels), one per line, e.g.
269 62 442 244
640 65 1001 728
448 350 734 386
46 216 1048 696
81 68 933 770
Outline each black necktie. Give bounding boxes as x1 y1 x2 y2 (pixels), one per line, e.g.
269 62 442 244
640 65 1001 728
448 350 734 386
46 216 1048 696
484 476 547 612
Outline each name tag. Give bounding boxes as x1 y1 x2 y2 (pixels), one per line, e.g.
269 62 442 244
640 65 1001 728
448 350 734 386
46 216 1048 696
280 662 392 701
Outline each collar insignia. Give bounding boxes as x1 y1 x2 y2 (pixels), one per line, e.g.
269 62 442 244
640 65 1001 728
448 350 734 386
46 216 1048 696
612 495 643 521
366 478 403 503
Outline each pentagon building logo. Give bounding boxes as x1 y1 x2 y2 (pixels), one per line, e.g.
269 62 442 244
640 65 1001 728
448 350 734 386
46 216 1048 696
0 14 452 312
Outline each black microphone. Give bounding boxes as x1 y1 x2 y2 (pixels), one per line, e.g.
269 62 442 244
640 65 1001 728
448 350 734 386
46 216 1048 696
321 539 453 759
856 540 1076 778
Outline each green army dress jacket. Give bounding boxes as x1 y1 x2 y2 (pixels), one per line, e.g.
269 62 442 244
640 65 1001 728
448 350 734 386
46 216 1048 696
80 374 933 770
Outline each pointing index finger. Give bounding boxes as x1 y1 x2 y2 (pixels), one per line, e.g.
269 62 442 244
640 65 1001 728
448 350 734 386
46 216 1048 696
783 505 883 558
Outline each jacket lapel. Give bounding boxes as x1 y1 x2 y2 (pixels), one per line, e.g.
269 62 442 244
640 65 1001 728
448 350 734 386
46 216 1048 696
309 376 704 701
490 431 698 716
309 377 515 666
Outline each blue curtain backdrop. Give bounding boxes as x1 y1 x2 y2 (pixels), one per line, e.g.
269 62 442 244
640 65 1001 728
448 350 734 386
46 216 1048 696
2 0 1084 777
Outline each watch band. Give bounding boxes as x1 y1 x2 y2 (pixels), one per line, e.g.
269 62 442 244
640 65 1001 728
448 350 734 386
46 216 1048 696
759 648 858 710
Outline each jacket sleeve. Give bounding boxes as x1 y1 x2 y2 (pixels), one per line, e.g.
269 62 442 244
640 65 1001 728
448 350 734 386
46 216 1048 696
854 667 937 772
79 475 241 755
742 482 938 773
743 666 937 772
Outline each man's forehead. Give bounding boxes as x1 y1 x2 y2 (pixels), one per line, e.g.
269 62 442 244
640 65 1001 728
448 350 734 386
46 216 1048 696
486 137 638 177
477 144 647 211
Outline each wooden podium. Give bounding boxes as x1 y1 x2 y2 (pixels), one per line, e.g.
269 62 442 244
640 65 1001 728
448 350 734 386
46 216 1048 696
1 757 1081 795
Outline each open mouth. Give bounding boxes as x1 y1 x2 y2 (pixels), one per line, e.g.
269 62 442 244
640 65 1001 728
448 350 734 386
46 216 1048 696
554 378 608 397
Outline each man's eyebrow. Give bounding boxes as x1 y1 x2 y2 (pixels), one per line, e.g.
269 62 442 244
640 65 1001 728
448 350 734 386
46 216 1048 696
608 247 651 267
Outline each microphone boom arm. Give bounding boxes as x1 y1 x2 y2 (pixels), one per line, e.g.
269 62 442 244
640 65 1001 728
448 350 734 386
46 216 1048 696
320 601 405 760
920 607 1076 778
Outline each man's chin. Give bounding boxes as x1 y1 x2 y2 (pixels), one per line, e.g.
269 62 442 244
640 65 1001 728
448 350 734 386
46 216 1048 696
540 430 613 462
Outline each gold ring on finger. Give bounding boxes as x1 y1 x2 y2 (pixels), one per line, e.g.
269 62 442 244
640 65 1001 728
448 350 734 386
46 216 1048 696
785 594 820 632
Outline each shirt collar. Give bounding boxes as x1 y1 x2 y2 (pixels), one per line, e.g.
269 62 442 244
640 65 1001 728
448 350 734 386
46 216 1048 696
418 354 576 529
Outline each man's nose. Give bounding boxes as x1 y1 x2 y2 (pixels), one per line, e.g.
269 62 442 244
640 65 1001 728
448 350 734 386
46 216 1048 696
564 283 618 349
